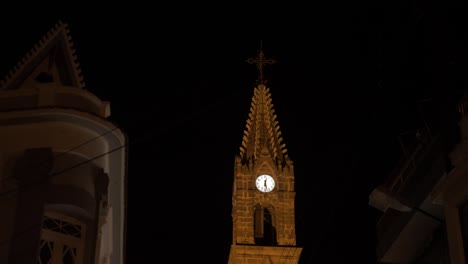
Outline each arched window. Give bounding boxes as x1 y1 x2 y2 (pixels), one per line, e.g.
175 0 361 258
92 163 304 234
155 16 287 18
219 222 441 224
37 212 86 264
254 204 277 246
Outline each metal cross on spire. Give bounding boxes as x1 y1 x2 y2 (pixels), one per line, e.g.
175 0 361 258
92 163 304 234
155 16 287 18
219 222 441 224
246 42 276 84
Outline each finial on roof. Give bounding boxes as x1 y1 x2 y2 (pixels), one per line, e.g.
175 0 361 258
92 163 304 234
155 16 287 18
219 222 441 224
246 42 276 84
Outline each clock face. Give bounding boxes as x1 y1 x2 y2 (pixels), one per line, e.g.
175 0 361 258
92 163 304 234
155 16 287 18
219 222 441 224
255 174 275 193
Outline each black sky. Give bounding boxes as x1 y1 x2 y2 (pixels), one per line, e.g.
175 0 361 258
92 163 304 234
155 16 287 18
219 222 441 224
1 3 468 263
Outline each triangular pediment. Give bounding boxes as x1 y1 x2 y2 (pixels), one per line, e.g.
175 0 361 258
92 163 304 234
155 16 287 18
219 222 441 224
256 161 275 176
0 21 85 90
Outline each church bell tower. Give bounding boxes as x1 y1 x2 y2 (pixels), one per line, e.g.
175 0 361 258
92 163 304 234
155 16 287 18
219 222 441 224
228 49 302 263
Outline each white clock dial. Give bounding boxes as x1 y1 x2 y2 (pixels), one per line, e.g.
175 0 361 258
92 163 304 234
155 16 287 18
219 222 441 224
255 174 275 193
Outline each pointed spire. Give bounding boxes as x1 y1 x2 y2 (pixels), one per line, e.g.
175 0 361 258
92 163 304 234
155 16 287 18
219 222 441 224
239 83 289 165
246 43 276 85
240 49 290 166
0 20 85 90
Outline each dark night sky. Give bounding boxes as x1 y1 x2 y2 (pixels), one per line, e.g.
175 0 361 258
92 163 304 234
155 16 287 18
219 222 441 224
1 3 467 263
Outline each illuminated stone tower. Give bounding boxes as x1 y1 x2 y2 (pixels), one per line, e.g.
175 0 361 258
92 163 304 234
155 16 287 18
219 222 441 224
228 49 302 263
